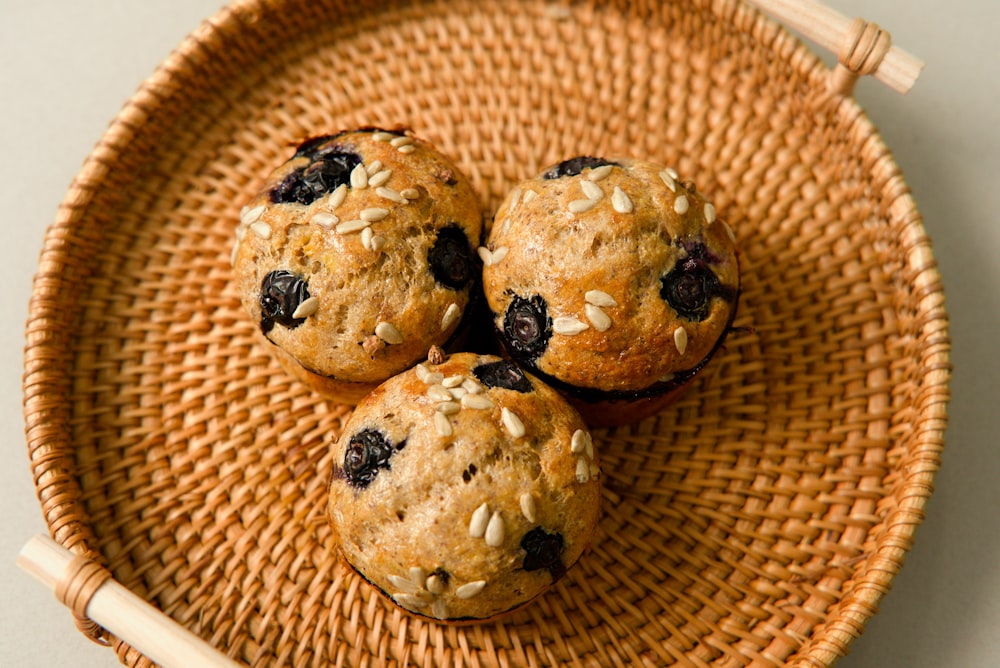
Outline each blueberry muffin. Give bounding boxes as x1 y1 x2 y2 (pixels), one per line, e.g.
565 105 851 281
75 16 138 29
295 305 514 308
231 128 483 404
327 351 602 621
481 157 739 426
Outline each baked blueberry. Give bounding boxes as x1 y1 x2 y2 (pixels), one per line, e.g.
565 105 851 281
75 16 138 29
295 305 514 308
543 156 618 179
520 527 566 581
428 224 475 289
341 428 401 489
269 148 362 205
473 359 532 393
502 295 551 362
259 270 310 334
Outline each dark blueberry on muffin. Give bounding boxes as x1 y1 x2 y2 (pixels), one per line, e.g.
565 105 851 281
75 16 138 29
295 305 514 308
429 224 475 289
473 359 532 393
269 149 363 205
342 428 401 489
259 270 311 334
543 156 619 179
520 527 566 581
503 295 552 361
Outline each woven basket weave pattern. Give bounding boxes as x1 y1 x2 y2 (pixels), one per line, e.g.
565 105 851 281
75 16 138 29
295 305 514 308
24 0 949 666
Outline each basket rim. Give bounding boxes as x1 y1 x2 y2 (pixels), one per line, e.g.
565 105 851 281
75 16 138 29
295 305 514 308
22 0 951 665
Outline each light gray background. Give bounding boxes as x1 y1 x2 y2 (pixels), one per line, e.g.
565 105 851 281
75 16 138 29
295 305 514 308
2 1 996 666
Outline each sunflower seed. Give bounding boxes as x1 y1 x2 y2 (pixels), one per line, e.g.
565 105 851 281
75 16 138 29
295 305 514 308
477 247 494 266
455 581 486 599
461 378 483 394
490 246 509 265
427 384 453 402
409 567 427 585
674 326 688 355
587 164 614 181
674 195 690 215
585 304 611 331
553 317 589 335
659 170 677 192
519 493 537 522
431 599 448 619
388 575 421 594
360 207 389 222
441 303 461 331
571 429 591 455
291 297 319 319
393 593 428 609
501 407 526 438
372 131 394 142
366 159 383 176
401 188 420 200
611 186 633 213
568 198 598 214
704 202 717 224
375 185 403 202
361 226 374 249
397 144 416 154
469 503 490 538
504 187 522 212
425 574 447 595
484 512 505 546
437 401 461 415
391 136 414 148
576 457 591 482
350 163 368 189
375 321 403 345
328 183 348 208
312 212 339 229
336 219 370 234
461 393 493 410
240 205 265 226
249 221 272 239
442 375 465 388
580 180 604 201
434 412 453 437
370 169 393 188
585 290 617 307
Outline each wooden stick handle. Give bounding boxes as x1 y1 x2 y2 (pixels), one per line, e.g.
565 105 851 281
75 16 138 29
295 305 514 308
746 0 925 94
17 534 241 668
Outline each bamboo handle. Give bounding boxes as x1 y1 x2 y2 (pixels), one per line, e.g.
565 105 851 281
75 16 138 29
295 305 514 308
17 534 241 668
746 0 924 94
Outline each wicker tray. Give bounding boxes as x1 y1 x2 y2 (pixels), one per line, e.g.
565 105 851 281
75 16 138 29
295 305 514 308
23 0 950 665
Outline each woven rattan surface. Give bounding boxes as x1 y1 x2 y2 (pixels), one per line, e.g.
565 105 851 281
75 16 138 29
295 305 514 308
23 0 949 666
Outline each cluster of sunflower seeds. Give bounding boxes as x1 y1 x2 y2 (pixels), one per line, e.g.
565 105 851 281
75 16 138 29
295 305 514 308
387 565 485 619
571 428 599 483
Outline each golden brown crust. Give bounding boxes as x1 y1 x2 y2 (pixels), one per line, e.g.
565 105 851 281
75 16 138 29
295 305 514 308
232 129 482 402
326 352 601 621
481 158 738 419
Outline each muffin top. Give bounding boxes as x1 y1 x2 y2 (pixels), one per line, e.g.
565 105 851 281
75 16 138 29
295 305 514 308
327 351 602 621
481 156 739 397
232 128 482 385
